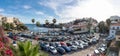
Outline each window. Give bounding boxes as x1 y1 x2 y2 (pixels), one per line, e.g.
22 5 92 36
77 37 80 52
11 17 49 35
117 27 119 29
112 27 115 30
112 31 114 33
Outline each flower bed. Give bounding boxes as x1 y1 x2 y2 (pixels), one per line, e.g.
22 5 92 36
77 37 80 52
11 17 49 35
0 26 13 56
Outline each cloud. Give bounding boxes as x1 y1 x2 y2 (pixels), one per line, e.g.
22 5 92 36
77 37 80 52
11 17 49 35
0 8 4 12
38 0 76 10
58 0 115 22
23 5 31 9
35 11 44 15
39 0 120 22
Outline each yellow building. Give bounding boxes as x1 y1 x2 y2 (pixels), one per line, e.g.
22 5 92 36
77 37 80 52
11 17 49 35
0 15 3 21
6 17 14 23
0 15 22 27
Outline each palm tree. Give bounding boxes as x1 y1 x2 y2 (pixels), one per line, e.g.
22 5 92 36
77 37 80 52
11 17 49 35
52 18 56 25
32 19 35 24
36 21 41 34
31 19 35 32
45 20 49 27
52 18 57 36
11 41 48 56
45 20 50 35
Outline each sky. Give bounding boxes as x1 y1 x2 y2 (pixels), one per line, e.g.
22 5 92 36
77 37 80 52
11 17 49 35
0 0 120 24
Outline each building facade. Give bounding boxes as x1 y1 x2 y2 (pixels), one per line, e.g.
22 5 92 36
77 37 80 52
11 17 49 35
0 15 21 24
109 23 120 38
63 18 97 34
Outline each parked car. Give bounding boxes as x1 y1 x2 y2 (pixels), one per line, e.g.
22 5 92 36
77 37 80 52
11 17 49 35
94 49 100 55
72 41 79 46
19 38 25 42
77 41 83 49
66 42 72 46
98 47 106 54
61 45 71 52
39 42 45 48
100 44 107 49
49 46 57 54
60 42 67 46
49 42 56 47
21 34 32 38
43 46 49 51
91 38 97 44
13 41 17 47
69 45 78 51
80 40 88 47
56 47 66 55
8 32 13 38
55 42 61 47
39 42 49 51
105 37 115 41
100 33 108 37
44 42 49 47
77 43 84 49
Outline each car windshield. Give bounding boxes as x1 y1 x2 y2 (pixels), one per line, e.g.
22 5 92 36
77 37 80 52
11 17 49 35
50 48 55 50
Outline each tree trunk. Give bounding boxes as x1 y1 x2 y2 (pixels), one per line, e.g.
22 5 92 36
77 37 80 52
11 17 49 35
54 24 55 36
0 26 5 38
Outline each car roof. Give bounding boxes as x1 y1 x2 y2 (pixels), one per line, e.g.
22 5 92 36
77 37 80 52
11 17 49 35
50 46 54 48
94 50 99 53
100 47 105 51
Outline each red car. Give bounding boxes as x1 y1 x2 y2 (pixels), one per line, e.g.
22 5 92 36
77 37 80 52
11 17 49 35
60 42 67 46
13 36 17 40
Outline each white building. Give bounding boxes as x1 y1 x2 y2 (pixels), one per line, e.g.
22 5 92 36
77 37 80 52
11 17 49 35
109 16 120 22
109 23 120 38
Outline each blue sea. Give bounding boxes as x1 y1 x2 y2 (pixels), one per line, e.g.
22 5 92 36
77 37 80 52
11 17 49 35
25 24 48 32
25 24 60 32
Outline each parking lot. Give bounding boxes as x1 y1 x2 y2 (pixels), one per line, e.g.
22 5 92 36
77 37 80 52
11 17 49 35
47 33 100 56
63 45 96 56
10 32 108 56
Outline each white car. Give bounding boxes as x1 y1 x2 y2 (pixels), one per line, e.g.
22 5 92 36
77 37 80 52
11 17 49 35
19 38 25 42
101 44 107 49
13 44 17 47
49 46 57 54
94 49 100 54
13 41 17 47
80 40 88 47
79 44 84 49
98 47 106 53
70 45 78 51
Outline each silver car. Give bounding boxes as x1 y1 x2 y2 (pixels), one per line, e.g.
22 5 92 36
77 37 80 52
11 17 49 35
69 45 78 51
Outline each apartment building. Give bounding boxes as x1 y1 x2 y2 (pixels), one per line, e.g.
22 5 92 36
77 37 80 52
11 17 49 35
63 18 97 34
109 23 120 38
109 16 120 22
0 15 20 24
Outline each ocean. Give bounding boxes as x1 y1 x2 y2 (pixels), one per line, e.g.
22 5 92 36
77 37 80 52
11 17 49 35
25 24 60 32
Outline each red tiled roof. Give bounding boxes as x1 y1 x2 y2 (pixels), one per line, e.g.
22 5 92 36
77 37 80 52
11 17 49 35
111 23 120 26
